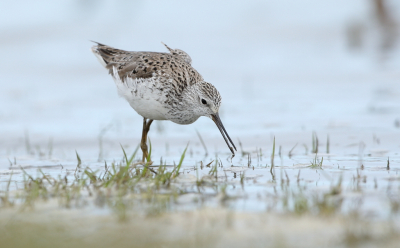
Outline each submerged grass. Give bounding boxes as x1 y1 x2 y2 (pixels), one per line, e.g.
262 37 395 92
0 143 210 219
309 153 323 169
1 138 400 248
2 128 400 248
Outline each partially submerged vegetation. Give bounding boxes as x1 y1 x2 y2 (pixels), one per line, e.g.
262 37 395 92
1 133 400 247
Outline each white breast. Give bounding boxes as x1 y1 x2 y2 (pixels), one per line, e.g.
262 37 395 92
111 67 169 120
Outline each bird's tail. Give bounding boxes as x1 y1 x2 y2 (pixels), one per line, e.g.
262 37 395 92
91 41 129 69
90 41 110 68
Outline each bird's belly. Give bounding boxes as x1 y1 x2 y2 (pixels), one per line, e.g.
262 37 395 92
129 97 168 120
113 75 169 120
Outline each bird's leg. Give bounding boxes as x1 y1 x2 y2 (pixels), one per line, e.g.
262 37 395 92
140 118 153 163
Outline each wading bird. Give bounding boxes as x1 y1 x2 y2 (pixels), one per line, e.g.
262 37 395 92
91 42 236 163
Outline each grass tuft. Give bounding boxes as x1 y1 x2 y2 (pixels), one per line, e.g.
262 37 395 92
309 153 323 169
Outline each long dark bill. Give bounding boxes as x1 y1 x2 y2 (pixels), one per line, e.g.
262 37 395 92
211 113 237 156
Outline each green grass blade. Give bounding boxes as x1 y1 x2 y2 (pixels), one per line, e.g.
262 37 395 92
120 144 129 166
121 144 140 166
270 136 275 174
175 143 189 176
128 145 140 165
75 150 82 167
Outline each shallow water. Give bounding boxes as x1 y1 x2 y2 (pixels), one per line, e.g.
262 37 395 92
1 129 400 220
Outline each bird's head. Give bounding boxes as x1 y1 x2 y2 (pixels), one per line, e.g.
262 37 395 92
194 81 237 156
196 81 221 118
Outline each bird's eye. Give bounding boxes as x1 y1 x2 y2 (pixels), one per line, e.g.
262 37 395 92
201 99 207 105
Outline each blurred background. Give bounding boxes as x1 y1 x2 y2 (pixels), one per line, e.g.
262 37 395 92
1 0 400 162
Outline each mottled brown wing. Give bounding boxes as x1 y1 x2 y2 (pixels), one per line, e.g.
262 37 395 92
94 42 171 80
92 42 204 94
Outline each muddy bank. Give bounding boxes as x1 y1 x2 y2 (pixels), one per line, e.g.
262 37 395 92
1 204 399 248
